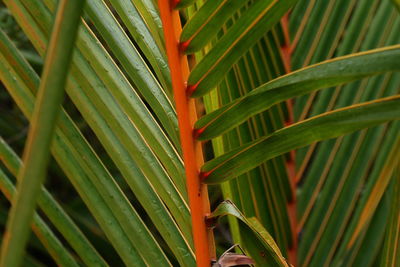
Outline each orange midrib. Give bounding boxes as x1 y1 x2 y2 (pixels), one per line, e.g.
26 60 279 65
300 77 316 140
157 1 215 267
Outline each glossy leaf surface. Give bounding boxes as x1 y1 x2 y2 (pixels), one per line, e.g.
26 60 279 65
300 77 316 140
195 45 400 140
202 96 400 183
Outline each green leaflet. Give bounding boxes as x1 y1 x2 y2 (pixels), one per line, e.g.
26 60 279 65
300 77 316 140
180 0 249 53
380 166 400 267
15 0 193 248
174 0 196 9
201 95 400 183
0 20 149 266
107 0 171 91
292 1 400 265
195 45 400 140
0 136 108 266
209 200 289 266
40 0 185 187
391 0 400 12
0 170 80 267
83 0 180 148
0 1 85 265
188 0 298 97
0 8 194 265
348 135 400 248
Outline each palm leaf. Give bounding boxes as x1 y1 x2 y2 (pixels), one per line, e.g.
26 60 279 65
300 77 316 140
379 167 400 267
0 136 107 266
0 1 194 265
0 0 399 265
0 168 80 267
290 0 400 265
187 0 298 97
195 45 400 140
0 24 170 266
201 96 400 183
0 2 84 265
209 200 289 267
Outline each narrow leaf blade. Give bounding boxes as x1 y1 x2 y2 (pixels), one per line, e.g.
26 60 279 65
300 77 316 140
202 96 400 183
195 45 400 140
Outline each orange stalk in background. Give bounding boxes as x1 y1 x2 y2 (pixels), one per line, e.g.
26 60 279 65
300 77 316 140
157 1 215 266
281 12 298 266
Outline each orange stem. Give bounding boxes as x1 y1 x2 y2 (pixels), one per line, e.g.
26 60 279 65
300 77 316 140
157 1 215 266
281 12 298 266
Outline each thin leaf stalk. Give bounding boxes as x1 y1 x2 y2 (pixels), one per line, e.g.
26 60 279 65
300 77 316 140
157 1 215 266
281 11 298 266
0 0 85 266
